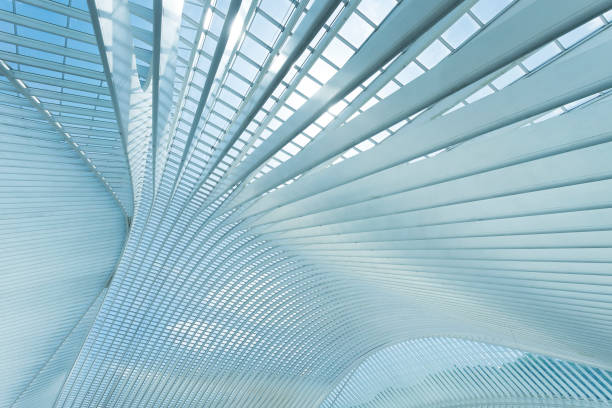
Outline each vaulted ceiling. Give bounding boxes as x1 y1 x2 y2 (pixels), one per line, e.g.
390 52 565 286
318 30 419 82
1 0 612 407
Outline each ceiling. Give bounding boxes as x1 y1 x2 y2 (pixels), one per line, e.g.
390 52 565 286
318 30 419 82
1 0 612 407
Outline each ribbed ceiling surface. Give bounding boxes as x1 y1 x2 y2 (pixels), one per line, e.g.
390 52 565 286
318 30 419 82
1 0 612 407
321 338 612 408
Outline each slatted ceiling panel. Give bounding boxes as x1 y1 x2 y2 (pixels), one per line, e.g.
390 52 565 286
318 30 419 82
11 291 106 408
248 0 487 177
246 89 612 229
163 0 322 202
0 0 133 216
153 0 203 189
154 0 231 195
168 0 243 198
199 0 437 204
234 0 400 179
124 85 154 211
327 16 612 167
231 0 612 208
0 81 125 408
320 338 612 408
192 0 352 195
241 62 612 225
127 0 154 88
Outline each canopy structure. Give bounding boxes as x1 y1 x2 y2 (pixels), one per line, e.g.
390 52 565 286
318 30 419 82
1 0 612 407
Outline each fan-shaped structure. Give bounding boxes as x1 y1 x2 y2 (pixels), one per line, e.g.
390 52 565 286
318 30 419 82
1 0 612 407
